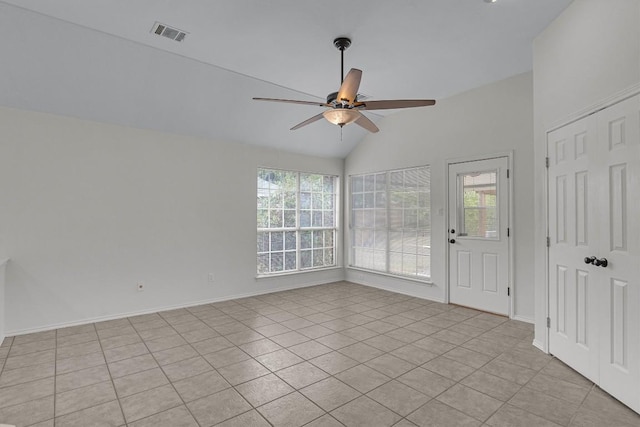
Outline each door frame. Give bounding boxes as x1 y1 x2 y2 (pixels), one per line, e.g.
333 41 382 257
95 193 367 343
445 151 515 318
543 83 640 355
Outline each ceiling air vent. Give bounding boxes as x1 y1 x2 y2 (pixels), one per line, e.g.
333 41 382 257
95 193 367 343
151 22 187 42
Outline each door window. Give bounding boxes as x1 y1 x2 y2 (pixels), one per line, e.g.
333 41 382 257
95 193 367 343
458 171 498 239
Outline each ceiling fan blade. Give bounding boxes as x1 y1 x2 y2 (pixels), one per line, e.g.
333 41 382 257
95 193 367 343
336 68 362 106
355 99 436 110
290 112 325 130
253 97 330 107
354 113 379 133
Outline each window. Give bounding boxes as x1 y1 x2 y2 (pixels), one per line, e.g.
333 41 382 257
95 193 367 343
257 168 338 275
350 166 430 279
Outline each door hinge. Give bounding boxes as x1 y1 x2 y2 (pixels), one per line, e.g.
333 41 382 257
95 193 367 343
545 157 549 168
546 236 550 247
507 169 510 179
547 317 551 328
507 228 510 237
507 287 510 296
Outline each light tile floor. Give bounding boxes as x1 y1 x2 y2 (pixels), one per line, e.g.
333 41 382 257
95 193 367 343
1 281 639 427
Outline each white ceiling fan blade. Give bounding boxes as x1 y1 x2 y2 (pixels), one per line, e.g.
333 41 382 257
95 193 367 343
253 97 330 107
291 112 325 130
336 68 362 106
354 99 436 110
354 113 379 133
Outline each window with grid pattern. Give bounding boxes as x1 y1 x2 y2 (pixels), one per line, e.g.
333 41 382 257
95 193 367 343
257 168 337 275
350 166 430 280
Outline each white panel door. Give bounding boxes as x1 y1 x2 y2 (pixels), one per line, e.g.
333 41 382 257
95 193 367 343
548 94 640 412
448 157 509 315
548 116 599 382
595 95 640 412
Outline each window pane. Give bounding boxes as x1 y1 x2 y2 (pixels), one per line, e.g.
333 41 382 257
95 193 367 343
300 231 312 249
285 252 296 270
350 166 430 280
271 232 283 251
285 231 296 250
301 250 312 268
460 171 498 238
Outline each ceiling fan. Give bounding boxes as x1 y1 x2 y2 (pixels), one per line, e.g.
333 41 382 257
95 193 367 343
253 37 436 133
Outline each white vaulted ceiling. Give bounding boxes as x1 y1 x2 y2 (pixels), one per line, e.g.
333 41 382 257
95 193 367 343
0 1 572 158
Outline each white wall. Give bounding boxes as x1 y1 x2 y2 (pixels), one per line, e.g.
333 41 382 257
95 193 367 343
532 0 640 350
345 72 535 320
0 107 344 334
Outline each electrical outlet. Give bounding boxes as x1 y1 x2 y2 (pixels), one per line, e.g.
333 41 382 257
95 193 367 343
208 273 215 283
137 281 145 292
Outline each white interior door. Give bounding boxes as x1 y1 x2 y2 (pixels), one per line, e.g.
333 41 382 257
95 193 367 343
548 94 640 412
448 157 510 315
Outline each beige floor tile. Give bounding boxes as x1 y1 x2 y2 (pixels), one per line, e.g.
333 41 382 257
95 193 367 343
340 325 379 341
276 361 330 389
365 320 400 334
12 331 55 346
442 346 493 369
108 354 157 378
310 351 360 375
412 336 457 355
391 344 439 366
216 409 271 427
508 387 580 426
55 400 124 427
257 391 325 427
384 328 425 344
407 400 481 427
0 361 54 387
119 384 183 423
496 347 552 371
367 380 431 416
190 336 234 355
103 343 149 364
144 334 188 353
113 367 168 397
301 377 361 411
238 338 283 357
297 324 335 339
580 386 640 426
56 324 96 338
485 404 563 427
481 359 537 386
0 395 54 427
331 395 401 427
337 342 385 363
540 359 594 388
55 380 117 417
436 384 502 422
256 348 303 371
173 370 230 402
0 376 54 409
218 358 270 385
180 326 220 344
459 370 521 401
281 317 317 330
99 333 142 350
422 356 475 381
316 333 358 350
397 367 455 398
152 344 199 366
335 364 391 393
366 354 416 378
288 340 333 360
363 335 405 352
203 346 251 368
303 413 345 427
128 405 198 427
254 323 292 337
56 331 98 348
526 373 590 404
187 388 252 426
56 364 111 393
161 355 212 382
236 373 294 407
3 349 55 371
9 339 56 357
270 331 311 347
225 330 265 345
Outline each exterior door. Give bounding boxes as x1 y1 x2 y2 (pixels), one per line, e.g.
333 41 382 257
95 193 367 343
548 94 640 412
448 157 510 315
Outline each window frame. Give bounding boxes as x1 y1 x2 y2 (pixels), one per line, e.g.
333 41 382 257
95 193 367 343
257 167 339 276
349 165 431 282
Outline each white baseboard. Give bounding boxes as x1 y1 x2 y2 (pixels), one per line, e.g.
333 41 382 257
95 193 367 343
532 338 547 354
0 334 5 347
6 279 340 337
512 314 534 324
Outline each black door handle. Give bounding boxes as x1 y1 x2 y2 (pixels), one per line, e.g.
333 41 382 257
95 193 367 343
584 256 596 265
449 239 455 244
450 229 455 234
594 258 608 268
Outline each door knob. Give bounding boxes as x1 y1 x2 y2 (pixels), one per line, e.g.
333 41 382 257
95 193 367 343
594 258 608 268
584 256 596 265
449 239 456 244
450 229 455 234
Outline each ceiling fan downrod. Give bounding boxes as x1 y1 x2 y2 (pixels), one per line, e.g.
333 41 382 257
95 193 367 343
333 37 351 84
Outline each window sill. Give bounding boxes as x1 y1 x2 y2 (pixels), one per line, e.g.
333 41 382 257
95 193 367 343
347 266 433 286
256 266 343 280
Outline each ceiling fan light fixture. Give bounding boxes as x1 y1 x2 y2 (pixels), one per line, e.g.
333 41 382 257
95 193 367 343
323 109 360 127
